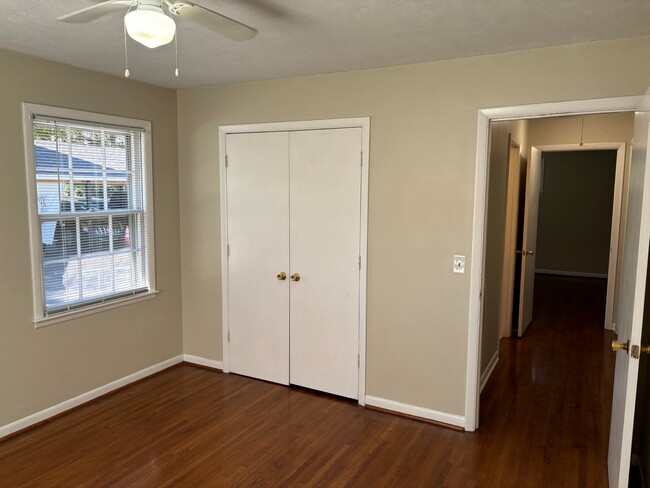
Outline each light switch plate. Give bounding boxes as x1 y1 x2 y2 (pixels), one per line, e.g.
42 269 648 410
453 255 466 274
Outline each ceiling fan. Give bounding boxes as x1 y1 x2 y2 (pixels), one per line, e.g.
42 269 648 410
58 0 257 48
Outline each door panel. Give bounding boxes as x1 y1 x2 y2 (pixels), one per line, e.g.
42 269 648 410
608 92 650 487
518 147 542 337
500 136 521 338
289 128 362 399
226 132 290 385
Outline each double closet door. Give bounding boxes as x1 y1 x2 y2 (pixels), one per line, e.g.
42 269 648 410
225 127 362 399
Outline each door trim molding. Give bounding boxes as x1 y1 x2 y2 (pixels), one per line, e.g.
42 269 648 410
218 117 370 405
467 96 641 432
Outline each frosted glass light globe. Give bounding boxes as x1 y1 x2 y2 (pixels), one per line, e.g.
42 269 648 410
125 9 176 49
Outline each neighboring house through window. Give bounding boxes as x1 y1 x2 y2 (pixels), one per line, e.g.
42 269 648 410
23 104 156 326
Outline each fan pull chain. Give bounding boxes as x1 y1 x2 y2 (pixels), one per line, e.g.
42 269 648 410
123 3 135 78
174 31 179 77
124 24 130 78
579 116 585 147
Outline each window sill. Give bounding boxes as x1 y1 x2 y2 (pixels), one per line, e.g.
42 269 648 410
33 290 159 329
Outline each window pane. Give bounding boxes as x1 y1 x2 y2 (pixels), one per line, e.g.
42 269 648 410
77 217 108 255
80 254 115 300
44 255 80 310
112 214 130 251
42 218 78 260
62 181 105 213
108 184 129 211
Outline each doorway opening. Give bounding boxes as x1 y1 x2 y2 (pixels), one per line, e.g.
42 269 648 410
471 106 637 485
478 113 631 389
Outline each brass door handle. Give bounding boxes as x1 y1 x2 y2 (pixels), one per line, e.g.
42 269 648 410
290 273 300 282
517 249 535 256
612 340 629 352
277 272 287 281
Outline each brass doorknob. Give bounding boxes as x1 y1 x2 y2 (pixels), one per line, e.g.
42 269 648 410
277 272 287 281
517 249 535 256
291 273 300 282
612 340 629 352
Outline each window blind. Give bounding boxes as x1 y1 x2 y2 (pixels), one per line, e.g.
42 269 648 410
32 117 151 315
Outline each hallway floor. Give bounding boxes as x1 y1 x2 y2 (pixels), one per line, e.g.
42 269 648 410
478 274 615 487
0 275 615 487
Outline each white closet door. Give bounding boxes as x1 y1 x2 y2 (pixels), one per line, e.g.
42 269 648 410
226 132 290 385
289 128 362 399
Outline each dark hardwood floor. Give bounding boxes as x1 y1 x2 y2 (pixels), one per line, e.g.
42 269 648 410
0 275 615 487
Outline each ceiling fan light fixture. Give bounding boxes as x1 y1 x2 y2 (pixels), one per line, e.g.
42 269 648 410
125 8 176 49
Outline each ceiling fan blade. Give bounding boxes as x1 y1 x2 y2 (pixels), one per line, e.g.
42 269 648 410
57 0 134 23
171 2 257 41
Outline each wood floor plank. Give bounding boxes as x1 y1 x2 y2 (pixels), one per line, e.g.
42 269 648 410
0 275 614 487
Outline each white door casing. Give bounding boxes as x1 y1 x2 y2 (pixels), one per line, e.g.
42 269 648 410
517 147 542 337
289 128 362 399
225 132 290 385
608 90 650 488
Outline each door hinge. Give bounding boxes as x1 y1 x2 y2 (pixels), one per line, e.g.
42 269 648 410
358 354 360 367
360 151 363 167
227 330 230 342
225 155 229 168
358 255 362 269
227 244 230 257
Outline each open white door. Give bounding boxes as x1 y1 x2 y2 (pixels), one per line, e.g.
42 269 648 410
517 147 543 337
608 90 650 487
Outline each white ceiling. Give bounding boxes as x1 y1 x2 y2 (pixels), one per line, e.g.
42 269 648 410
2 0 650 89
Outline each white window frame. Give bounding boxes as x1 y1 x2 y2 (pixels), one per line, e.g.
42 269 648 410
22 103 157 328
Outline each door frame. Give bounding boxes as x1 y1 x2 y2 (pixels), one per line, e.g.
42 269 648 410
466 96 641 431
527 142 626 331
218 117 371 405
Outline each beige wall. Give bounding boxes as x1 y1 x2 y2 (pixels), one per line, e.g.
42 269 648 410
178 36 650 418
481 120 528 375
0 49 182 427
536 150 617 275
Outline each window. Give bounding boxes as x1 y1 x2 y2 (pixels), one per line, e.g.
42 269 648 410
23 104 156 326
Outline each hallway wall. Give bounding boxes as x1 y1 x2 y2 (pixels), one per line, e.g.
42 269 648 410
536 150 617 276
481 120 528 377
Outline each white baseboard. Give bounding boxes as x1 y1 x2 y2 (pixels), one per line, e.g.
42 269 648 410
536 269 607 279
0 355 183 440
480 351 499 393
365 395 465 428
183 354 223 370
